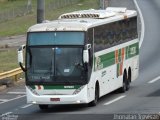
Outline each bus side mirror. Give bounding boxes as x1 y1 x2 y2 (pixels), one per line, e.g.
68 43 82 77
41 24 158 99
18 45 26 72
83 44 91 63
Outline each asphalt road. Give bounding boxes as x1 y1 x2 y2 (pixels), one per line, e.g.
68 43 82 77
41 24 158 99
1 0 160 120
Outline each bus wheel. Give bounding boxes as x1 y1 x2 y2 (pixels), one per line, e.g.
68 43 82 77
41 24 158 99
126 80 130 91
119 72 127 93
126 68 131 91
88 84 99 107
39 105 48 110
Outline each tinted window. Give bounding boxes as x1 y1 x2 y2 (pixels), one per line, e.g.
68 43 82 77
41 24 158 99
28 32 84 46
94 17 138 52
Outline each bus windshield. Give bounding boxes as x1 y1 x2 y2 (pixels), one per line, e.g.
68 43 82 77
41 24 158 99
28 32 84 46
26 32 86 84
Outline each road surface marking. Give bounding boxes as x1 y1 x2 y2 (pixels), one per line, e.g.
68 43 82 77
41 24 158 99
133 0 145 48
0 95 26 105
0 99 8 102
21 104 33 109
7 92 26 95
148 76 160 84
0 112 12 117
104 95 126 106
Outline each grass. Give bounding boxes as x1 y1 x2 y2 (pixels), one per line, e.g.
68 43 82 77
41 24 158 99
0 0 99 37
0 0 99 72
0 0 54 11
0 49 18 73
0 0 29 11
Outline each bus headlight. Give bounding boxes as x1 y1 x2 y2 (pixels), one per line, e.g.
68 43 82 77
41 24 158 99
73 86 85 95
27 86 39 96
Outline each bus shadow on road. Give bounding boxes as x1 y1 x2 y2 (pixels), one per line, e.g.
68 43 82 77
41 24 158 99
97 90 123 104
37 90 124 113
38 104 89 113
36 86 137 113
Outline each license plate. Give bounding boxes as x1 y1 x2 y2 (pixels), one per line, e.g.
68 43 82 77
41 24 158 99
50 98 60 101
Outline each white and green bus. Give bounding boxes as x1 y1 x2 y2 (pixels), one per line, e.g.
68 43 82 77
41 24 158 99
18 7 139 109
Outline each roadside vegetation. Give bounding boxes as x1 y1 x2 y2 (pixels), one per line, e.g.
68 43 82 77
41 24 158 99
0 0 99 72
0 0 99 37
0 49 18 73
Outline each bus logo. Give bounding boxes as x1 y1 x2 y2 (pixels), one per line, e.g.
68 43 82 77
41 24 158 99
95 57 103 71
130 47 136 55
64 86 74 89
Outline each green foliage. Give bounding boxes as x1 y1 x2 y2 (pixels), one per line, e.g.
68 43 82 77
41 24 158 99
0 0 99 72
0 0 99 37
0 49 18 72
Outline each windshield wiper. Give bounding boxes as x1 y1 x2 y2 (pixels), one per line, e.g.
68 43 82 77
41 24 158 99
75 63 84 70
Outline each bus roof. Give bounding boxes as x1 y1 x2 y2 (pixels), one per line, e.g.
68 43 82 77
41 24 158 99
28 7 137 32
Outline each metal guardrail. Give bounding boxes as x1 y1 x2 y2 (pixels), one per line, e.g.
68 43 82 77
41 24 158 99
0 68 23 82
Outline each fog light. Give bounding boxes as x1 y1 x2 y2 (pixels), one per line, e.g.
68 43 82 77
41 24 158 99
27 86 39 96
76 100 81 103
73 86 85 95
32 101 37 104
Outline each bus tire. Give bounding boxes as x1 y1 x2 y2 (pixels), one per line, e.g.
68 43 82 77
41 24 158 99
88 83 99 107
39 105 48 110
126 80 130 91
126 69 131 91
119 71 127 93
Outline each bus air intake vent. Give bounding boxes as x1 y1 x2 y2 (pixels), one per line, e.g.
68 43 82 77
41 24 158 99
59 10 117 19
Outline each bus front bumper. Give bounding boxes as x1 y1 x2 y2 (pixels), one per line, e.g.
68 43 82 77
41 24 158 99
26 86 89 105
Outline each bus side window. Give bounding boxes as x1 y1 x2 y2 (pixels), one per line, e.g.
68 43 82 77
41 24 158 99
120 17 138 43
132 17 138 39
115 22 121 43
94 25 109 52
93 17 138 52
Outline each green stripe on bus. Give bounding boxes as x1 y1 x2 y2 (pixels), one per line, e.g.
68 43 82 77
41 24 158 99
99 51 115 68
30 85 35 89
118 49 121 62
125 46 129 60
94 42 139 71
43 85 81 89
29 85 81 90
126 42 139 59
94 51 115 71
